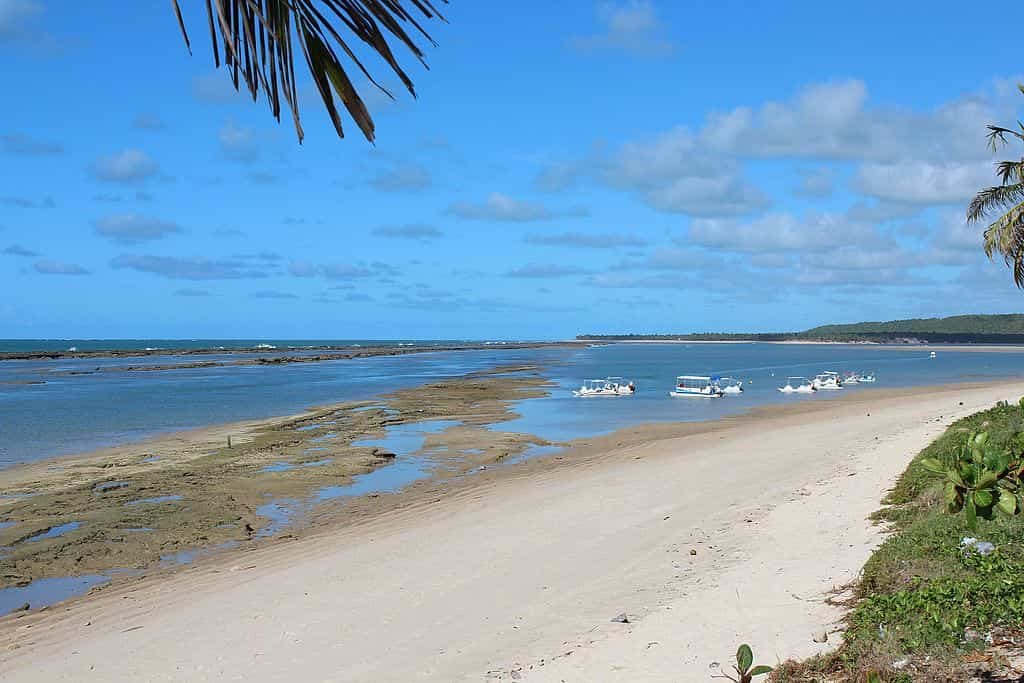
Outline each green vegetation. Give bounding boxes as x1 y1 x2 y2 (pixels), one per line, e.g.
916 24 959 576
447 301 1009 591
968 84 1024 287
773 400 1024 681
716 644 772 682
802 314 1024 339
578 313 1024 344
919 417 1024 531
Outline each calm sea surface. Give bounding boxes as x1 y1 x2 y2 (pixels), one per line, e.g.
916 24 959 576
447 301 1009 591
2 342 1023 468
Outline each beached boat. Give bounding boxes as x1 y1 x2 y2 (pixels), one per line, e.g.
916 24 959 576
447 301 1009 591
812 372 843 390
778 376 816 394
573 377 636 397
859 372 877 383
843 372 860 385
717 376 744 395
669 375 724 398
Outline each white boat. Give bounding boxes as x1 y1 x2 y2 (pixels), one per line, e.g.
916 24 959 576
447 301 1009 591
859 372 877 383
670 375 724 398
812 372 843 390
930 351 937 358
573 377 635 397
717 376 744 395
843 372 860 385
778 376 816 394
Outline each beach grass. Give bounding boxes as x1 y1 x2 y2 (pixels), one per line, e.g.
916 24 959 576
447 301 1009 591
774 400 1024 681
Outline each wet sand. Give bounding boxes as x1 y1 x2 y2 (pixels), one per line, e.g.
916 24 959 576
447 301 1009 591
1 380 1021 681
0 366 554 589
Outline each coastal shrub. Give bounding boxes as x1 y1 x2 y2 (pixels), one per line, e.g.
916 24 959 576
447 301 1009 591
918 428 1023 531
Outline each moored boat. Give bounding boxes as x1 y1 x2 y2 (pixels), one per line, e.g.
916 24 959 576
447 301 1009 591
717 376 744 395
778 376 816 394
670 375 724 398
573 377 636 397
812 372 843 390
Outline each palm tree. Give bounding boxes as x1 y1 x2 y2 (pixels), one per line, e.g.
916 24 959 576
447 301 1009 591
171 1 446 143
967 84 1024 286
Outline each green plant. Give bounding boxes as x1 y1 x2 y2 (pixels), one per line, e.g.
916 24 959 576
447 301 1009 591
920 429 1024 530
968 83 1024 287
715 644 772 682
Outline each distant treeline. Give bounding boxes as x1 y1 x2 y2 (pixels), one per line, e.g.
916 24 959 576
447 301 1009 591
578 314 1024 344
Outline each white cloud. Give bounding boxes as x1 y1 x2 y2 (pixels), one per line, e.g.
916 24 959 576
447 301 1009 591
34 259 88 276
369 163 432 192
506 263 589 278
525 232 645 249
448 193 567 222
686 212 889 253
93 214 181 244
543 78 1018 220
698 79 1001 164
0 0 38 40
845 200 921 222
373 224 442 241
218 121 258 162
854 160 993 204
601 127 766 217
568 1 676 57
90 149 159 183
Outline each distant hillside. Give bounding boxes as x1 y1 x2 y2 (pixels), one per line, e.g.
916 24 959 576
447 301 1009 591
802 314 1024 337
579 314 1024 344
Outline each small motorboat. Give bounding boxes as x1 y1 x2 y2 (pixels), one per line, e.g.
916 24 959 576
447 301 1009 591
778 376 816 394
843 372 860 385
717 376 744 395
930 351 937 358
670 375 724 398
573 377 636 397
812 372 843 390
859 372 877 383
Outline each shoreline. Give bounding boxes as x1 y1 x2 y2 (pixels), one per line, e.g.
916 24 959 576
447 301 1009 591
576 338 1024 352
0 341 579 374
2 379 1023 681
0 366 555 591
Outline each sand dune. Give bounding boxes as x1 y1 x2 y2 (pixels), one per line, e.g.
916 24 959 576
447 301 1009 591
2 382 1020 682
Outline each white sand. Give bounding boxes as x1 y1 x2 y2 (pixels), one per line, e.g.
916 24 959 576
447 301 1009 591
2 382 1021 682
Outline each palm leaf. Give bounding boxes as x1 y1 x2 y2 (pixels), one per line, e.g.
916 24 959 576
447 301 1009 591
968 83 1024 287
171 0 447 143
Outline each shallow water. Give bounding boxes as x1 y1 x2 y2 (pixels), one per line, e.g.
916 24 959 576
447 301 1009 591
24 521 81 543
261 458 334 473
125 495 182 506
0 575 109 614
4 343 1023 616
0 347 568 467
259 420 461 529
4 343 1023 469
498 344 1024 444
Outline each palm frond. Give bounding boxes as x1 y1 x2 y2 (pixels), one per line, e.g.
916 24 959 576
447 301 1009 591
995 160 1024 185
172 0 447 143
968 83 1024 288
983 202 1024 286
968 183 1024 223
986 125 1024 153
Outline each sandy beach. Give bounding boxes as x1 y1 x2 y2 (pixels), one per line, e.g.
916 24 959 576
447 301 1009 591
2 380 1022 681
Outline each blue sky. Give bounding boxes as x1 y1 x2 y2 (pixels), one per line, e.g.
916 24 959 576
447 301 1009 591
1 0 1023 339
